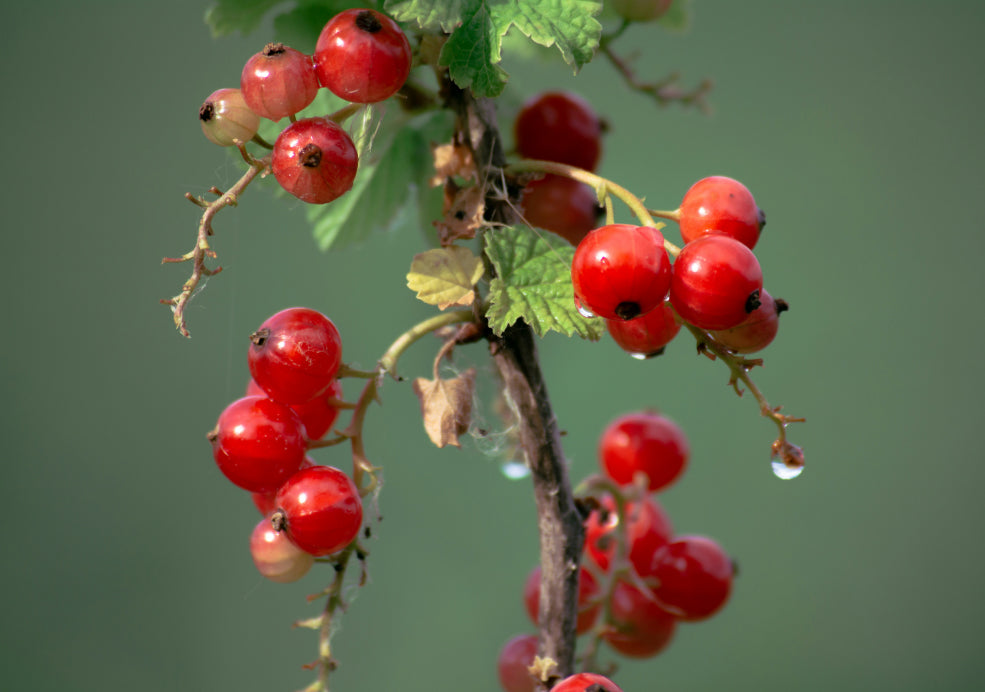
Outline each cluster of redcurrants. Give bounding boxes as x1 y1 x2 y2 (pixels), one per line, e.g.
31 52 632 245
512 91 786 358
198 8 411 204
498 412 733 692
207 307 361 583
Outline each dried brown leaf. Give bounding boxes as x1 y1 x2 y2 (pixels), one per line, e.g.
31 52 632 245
411 369 476 449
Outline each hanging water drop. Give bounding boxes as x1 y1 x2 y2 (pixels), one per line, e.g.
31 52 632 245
771 460 804 480
501 459 530 480
629 352 649 361
577 304 595 319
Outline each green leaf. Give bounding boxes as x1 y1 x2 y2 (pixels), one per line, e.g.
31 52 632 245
205 0 288 36
309 110 453 251
485 226 603 340
387 0 603 97
407 247 485 309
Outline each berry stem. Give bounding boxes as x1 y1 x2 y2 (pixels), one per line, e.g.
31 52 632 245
647 207 681 223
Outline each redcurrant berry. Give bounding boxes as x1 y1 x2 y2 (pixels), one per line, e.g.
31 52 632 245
240 43 319 121
602 580 677 658
651 535 734 621
272 117 358 204
572 224 672 320
678 176 765 250
599 411 689 493
551 673 624 692
313 9 411 103
250 456 316 516
199 88 259 147
611 0 674 22
248 307 343 405
520 174 600 245
710 289 787 353
605 299 681 359
274 465 363 556
249 515 315 583
247 378 343 441
585 494 673 578
669 234 764 330
514 91 602 171
523 565 600 635
209 396 306 492
496 633 539 692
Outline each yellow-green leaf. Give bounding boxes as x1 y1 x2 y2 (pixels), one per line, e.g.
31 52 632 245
407 246 485 309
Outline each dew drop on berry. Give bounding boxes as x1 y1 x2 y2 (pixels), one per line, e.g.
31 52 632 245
771 460 804 480
500 459 531 480
577 304 596 319
628 352 649 361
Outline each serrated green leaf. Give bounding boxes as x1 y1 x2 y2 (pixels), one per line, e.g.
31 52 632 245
205 0 288 37
388 0 602 97
309 110 452 251
485 226 603 340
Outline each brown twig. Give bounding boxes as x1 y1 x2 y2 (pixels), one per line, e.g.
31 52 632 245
599 43 712 113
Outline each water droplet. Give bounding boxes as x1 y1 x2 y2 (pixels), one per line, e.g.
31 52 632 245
771 460 804 480
501 460 530 480
629 352 649 360
577 305 595 319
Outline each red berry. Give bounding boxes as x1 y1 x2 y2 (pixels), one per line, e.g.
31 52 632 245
585 494 673 578
605 299 681 359
514 91 602 171
651 535 734 621
678 176 765 250
602 580 676 658
520 174 600 246
496 634 539 692
669 234 764 330
250 456 316 516
274 465 363 556
272 117 358 204
249 515 314 583
599 411 689 493
199 88 259 147
247 378 343 441
209 396 306 492
551 673 624 692
611 0 674 22
240 43 319 121
523 565 600 635
248 307 343 405
710 289 787 353
572 224 672 321
313 9 411 103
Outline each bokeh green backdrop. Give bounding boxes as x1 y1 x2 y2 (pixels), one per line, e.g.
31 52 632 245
2 1 983 690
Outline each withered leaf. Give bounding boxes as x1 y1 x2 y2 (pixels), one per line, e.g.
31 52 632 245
411 368 476 448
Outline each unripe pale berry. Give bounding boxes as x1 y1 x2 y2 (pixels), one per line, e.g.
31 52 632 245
249 516 314 583
199 88 260 147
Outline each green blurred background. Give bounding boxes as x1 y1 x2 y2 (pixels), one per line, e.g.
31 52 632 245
2 1 983 690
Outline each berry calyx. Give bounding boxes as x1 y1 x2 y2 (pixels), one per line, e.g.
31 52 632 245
520 174 600 246
523 565 600 635
248 307 343 405
584 494 673 578
602 580 677 658
209 396 307 492
650 535 734 621
551 673 624 692
678 176 765 249
496 633 539 692
273 465 363 556
514 91 602 171
599 411 689 493
271 118 358 204
572 224 672 320
199 88 259 147
605 299 681 359
249 515 315 583
240 43 319 121
313 9 412 103
669 234 764 330
710 289 787 353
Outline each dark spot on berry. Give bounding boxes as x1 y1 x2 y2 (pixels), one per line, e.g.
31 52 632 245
199 102 215 122
250 327 270 348
775 298 789 314
757 206 767 230
263 42 286 56
270 510 287 532
355 10 383 33
744 289 761 314
614 301 641 320
299 143 323 168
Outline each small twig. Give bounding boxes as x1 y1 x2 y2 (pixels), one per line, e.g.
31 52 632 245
600 43 712 114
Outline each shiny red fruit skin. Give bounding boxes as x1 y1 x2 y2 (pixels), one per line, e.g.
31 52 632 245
520 174 599 245
210 396 306 492
248 307 343 405
496 633 539 692
599 411 689 492
524 565 600 635
313 9 411 103
585 494 673 578
651 535 734 621
710 289 785 353
605 299 681 358
272 118 358 204
249 515 314 583
275 465 363 556
240 43 319 121
199 88 259 147
572 224 672 321
251 456 316 516
679 176 764 249
514 91 602 171
247 378 343 441
551 673 624 692
602 580 677 658
670 234 763 330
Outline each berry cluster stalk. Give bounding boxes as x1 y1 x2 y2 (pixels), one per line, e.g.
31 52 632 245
447 83 584 680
